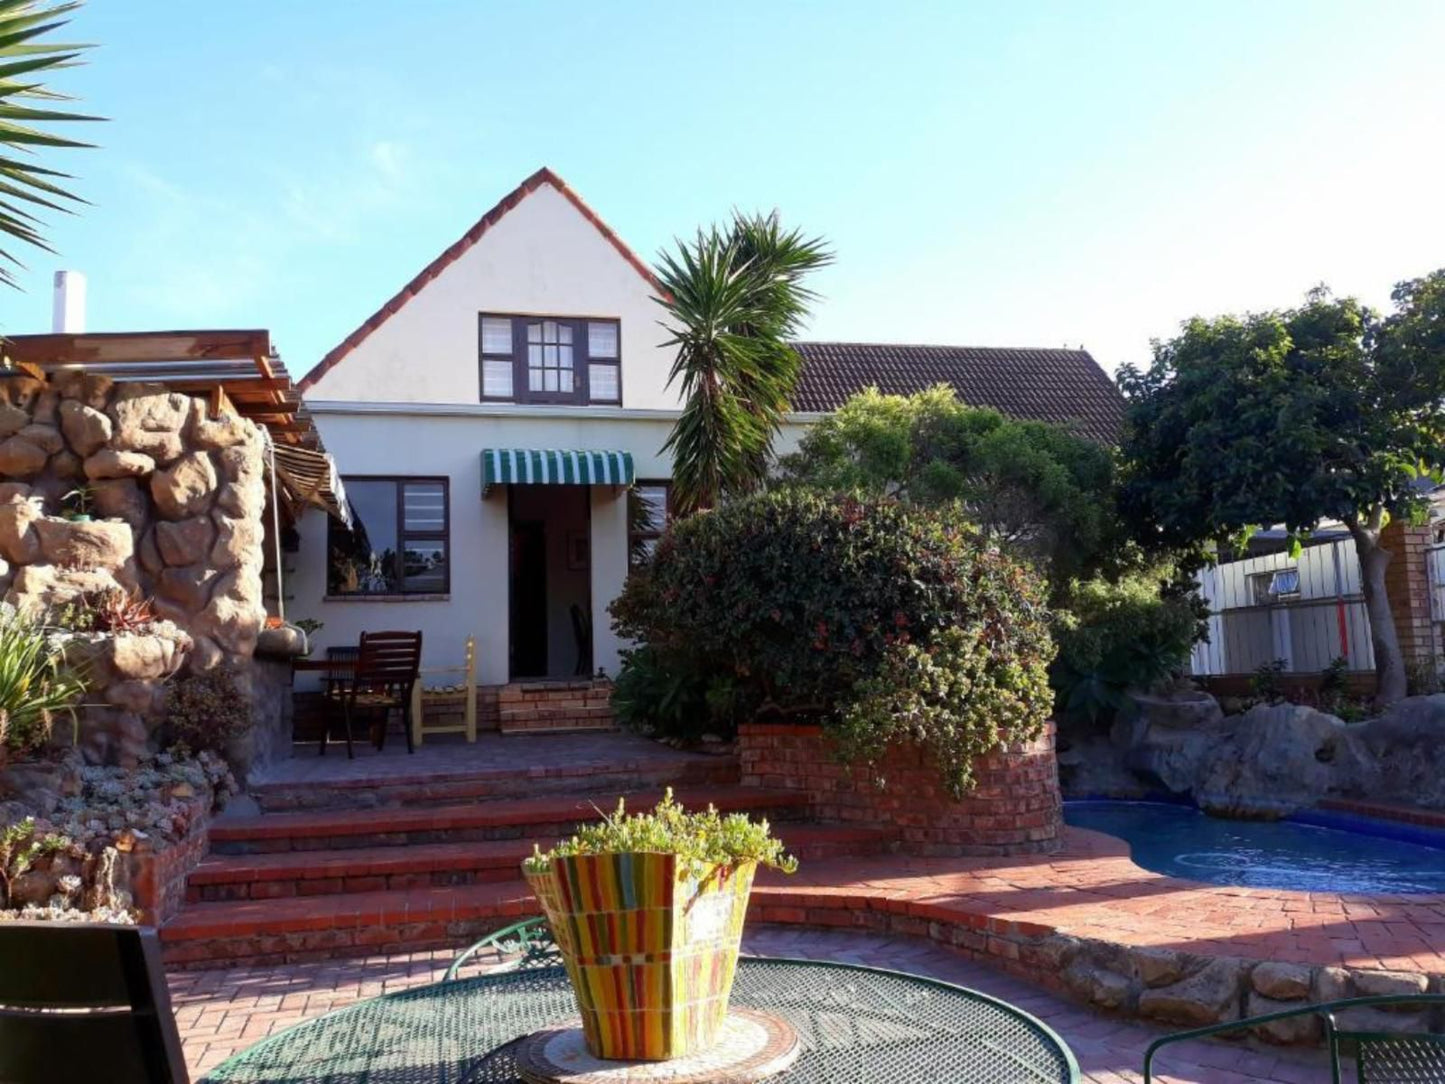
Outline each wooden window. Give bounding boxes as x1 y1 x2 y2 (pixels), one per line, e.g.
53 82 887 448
478 313 621 405
328 477 450 596
627 481 670 567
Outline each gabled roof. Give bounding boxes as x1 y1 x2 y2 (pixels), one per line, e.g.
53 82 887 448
298 167 660 393
791 341 1125 444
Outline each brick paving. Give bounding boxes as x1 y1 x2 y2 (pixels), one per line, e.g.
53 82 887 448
169 926 1331 1083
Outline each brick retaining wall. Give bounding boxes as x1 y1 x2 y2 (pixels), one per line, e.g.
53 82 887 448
496 679 614 734
737 722 1061 856
130 795 210 924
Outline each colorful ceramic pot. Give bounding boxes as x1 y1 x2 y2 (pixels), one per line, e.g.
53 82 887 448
524 852 756 1061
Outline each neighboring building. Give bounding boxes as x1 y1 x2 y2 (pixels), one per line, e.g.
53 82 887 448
293 168 1123 711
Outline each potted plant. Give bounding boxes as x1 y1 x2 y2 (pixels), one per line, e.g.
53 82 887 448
522 789 796 1062
59 485 94 522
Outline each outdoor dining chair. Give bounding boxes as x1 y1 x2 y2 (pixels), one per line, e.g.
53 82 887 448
0 921 189 1084
324 629 423 758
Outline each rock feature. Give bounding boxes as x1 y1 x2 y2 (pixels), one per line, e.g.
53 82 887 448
1137 958 1246 1027
1251 962 1312 1001
84 448 155 480
158 565 217 612
155 515 216 567
0 403 29 438
1246 992 1322 1045
0 435 48 477
1063 960 1131 1009
58 399 113 457
151 451 217 519
0 497 42 564
18 423 63 455
33 517 133 571
90 478 148 529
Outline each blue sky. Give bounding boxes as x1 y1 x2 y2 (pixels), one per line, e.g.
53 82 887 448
4 1 1443 381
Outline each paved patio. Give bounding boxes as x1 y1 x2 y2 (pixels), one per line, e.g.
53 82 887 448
170 926 1330 1083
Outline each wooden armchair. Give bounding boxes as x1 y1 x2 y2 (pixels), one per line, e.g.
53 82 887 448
410 634 477 746
0 922 189 1083
326 630 423 758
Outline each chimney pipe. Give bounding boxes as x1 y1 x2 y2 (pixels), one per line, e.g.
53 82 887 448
52 270 86 334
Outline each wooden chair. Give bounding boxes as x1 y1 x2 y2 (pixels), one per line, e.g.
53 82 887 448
410 635 477 746
0 921 189 1084
327 630 423 758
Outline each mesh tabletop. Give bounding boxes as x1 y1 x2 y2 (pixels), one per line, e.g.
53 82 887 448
204 957 1077 1084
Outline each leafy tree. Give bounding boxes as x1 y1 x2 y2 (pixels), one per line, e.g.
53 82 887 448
1118 272 1445 705
654 213 831 514
0 1 100 288
778 385 1129 595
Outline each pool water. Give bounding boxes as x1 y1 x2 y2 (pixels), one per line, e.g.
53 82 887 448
1064 800 1445 894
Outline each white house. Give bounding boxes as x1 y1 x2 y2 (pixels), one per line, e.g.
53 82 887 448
292 168 1123 721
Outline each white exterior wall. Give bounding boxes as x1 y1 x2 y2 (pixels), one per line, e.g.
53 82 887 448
303 184 680 410
296 179 815 686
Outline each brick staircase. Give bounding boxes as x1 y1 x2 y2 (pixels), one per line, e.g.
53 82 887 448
161 753 897 968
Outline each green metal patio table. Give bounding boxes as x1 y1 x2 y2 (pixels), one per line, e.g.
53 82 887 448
202 956 1079 1083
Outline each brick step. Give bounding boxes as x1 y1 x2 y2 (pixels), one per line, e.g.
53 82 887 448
186 824 897 902
248 754 739 813
209 787 812 855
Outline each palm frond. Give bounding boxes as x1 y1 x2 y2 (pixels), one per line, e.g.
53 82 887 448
0 0 98 288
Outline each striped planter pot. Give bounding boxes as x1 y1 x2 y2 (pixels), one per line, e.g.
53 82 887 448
524 852 757 1061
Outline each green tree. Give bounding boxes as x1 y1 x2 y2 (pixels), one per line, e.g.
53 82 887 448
778 385 1128 594
0 1 99 288
1119 272 1445 705
654 212 831 515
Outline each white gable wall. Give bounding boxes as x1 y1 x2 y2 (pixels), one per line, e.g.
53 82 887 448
304 183 680 410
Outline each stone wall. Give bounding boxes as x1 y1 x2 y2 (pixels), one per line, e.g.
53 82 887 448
0 370 269 767
737 722 1062 856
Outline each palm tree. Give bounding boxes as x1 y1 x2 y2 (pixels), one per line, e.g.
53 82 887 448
655 212 831 514
0 0 98 289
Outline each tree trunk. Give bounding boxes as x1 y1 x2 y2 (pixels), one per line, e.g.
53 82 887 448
1351 525 1408 707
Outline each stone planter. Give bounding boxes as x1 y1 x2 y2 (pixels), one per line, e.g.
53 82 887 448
525 853 756 1061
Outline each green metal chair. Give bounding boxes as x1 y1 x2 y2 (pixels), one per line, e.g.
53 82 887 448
446 917 559 981
1144 994 1445 1083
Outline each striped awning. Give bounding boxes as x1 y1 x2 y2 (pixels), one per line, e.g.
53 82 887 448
481 449 635 493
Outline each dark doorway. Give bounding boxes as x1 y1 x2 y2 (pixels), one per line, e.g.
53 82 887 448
510 519 548 678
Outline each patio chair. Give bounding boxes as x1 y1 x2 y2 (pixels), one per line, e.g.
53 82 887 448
1144 993 1445 1083
0 921 189 1084
327 629 423 758
409 634 478 746
445 916 559 981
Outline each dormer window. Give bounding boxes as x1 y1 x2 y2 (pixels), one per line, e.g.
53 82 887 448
479 313 621 405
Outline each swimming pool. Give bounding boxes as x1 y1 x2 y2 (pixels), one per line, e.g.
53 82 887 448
1064 799 1445 894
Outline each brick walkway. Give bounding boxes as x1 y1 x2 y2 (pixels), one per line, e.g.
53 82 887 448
170 927 1330 1083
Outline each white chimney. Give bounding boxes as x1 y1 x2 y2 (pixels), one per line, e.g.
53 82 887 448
51 270 86 333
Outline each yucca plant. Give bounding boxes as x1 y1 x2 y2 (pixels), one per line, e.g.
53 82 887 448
0 604 86 759
655 213 831 514
0 0 100 288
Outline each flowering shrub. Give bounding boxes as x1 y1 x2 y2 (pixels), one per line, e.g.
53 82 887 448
610 491 1055 795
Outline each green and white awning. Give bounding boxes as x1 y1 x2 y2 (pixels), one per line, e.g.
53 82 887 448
481 449 635 493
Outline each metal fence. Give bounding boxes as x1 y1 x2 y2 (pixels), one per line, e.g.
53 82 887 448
1189 537 1375 676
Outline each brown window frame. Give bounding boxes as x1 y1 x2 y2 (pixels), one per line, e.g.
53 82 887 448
327 475 451 597
478 312 622 406
627 480 671 568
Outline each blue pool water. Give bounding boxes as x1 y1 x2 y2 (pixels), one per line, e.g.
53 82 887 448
1064 800 1445 894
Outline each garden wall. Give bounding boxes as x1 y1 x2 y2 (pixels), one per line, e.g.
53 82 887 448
0 369 270 768
737 722 1062 856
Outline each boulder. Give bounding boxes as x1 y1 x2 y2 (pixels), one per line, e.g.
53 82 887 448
1137 958 1246 1027
77 707 149 768
31 390 58 425
215 478 265 520
58 399 113 457
0 435 49 477
195 567 264 655
33 517 133 571
1351 969 1429 999
1341 696 1445 809
0 482 31 503
1134 947 1187 988
1246 991 1321 1045
48 449 84 481
1314 966 1351 1002
110 390 190 445
90 478 148 529
1062 960 1131 1009
155 515 216 566
104 679 163 716
52 371 114 409
84 448 155 480
0 376 44 410
211 513 263 571
0 497 42 563
187 632 224 671
6 564 123 613
17 423 62 455
151 451 217 519
0 403 29 438
218 444 263 486
1195 704 1348 818
107 633 188 682
192 412 255 451
157 564 217 611
1252 961 1313 1001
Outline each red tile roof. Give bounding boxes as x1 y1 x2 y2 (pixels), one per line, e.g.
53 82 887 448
297 167 661 393
791 341 1124 444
